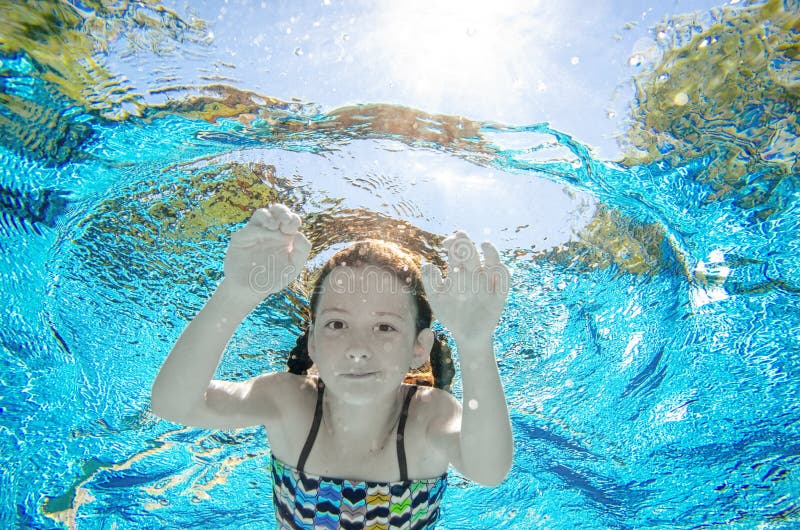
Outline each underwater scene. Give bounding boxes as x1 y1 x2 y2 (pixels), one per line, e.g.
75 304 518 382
1 0 799 528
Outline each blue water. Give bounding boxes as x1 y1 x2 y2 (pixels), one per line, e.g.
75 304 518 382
2 1 800 529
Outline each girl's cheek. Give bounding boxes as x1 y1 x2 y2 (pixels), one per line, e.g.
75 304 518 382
322 329 346 339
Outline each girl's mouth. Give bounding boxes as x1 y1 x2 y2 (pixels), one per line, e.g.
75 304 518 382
339 371 378 379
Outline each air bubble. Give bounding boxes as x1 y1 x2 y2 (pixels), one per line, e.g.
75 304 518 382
673 92 689 106
468 399 479 410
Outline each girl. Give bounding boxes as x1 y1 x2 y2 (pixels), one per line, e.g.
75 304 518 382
151 204 513 529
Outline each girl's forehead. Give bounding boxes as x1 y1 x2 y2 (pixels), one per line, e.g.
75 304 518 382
317 266 415 313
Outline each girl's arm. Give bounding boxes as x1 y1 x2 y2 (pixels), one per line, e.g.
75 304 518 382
449 334 513 486
421 232 514 486
150 205 311 430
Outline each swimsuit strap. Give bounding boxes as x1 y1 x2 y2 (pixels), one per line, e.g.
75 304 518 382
397 385 418 482
296 378 325 473
296 380 418 481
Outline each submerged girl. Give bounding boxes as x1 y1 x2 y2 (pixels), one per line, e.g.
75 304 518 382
151 204 513 529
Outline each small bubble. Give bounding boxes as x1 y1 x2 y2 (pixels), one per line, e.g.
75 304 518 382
628 54 644 67
468 399 479 410
342 32 350 41
570 56 580 65
606 110 617 119
673 92 689 106
294 47 304 56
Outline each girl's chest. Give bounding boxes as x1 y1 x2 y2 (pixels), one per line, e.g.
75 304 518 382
303 434 403 482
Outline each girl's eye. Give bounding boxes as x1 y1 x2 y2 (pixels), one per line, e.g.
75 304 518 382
375 323 397 333
324 320 346 330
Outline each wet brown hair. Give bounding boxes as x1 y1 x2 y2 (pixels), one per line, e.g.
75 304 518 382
288 240 454 391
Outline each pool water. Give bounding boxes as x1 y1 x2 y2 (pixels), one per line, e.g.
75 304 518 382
2 1 799 528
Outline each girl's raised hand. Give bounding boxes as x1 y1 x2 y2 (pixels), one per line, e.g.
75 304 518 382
222 204 311 304
421 231 510 343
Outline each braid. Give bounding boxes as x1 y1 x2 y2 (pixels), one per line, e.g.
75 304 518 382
287 326 313 375
430 335 455 392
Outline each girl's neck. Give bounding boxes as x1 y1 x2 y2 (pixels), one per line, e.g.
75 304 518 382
321 385 405 452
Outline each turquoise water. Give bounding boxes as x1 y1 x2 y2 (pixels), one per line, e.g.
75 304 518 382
2 1 800 529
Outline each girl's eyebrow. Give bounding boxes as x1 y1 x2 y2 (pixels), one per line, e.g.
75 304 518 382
319 307 348 316
373 311 406 320
318 308 407 319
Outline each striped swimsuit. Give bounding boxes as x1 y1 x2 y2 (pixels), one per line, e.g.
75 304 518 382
271 380 448 529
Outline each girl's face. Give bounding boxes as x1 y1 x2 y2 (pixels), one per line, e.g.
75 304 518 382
308 266 432 402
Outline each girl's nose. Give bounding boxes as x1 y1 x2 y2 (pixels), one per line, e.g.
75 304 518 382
346 347 372 361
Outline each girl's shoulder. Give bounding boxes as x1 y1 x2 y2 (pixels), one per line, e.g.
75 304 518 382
409 384 462 425
249 372 320 418
407 385 462 469
251 371 318 400
252 373 321 452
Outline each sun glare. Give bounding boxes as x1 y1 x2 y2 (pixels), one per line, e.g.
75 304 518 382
368 0 549 115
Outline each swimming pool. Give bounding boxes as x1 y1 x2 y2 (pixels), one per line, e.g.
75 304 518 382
1 0 798 528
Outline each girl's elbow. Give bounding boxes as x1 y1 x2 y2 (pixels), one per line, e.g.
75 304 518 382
149 395 177 423
468 457 513 487
149 386 188 424
473 468 511 487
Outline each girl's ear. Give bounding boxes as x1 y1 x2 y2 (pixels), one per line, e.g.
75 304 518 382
412 328 434 369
